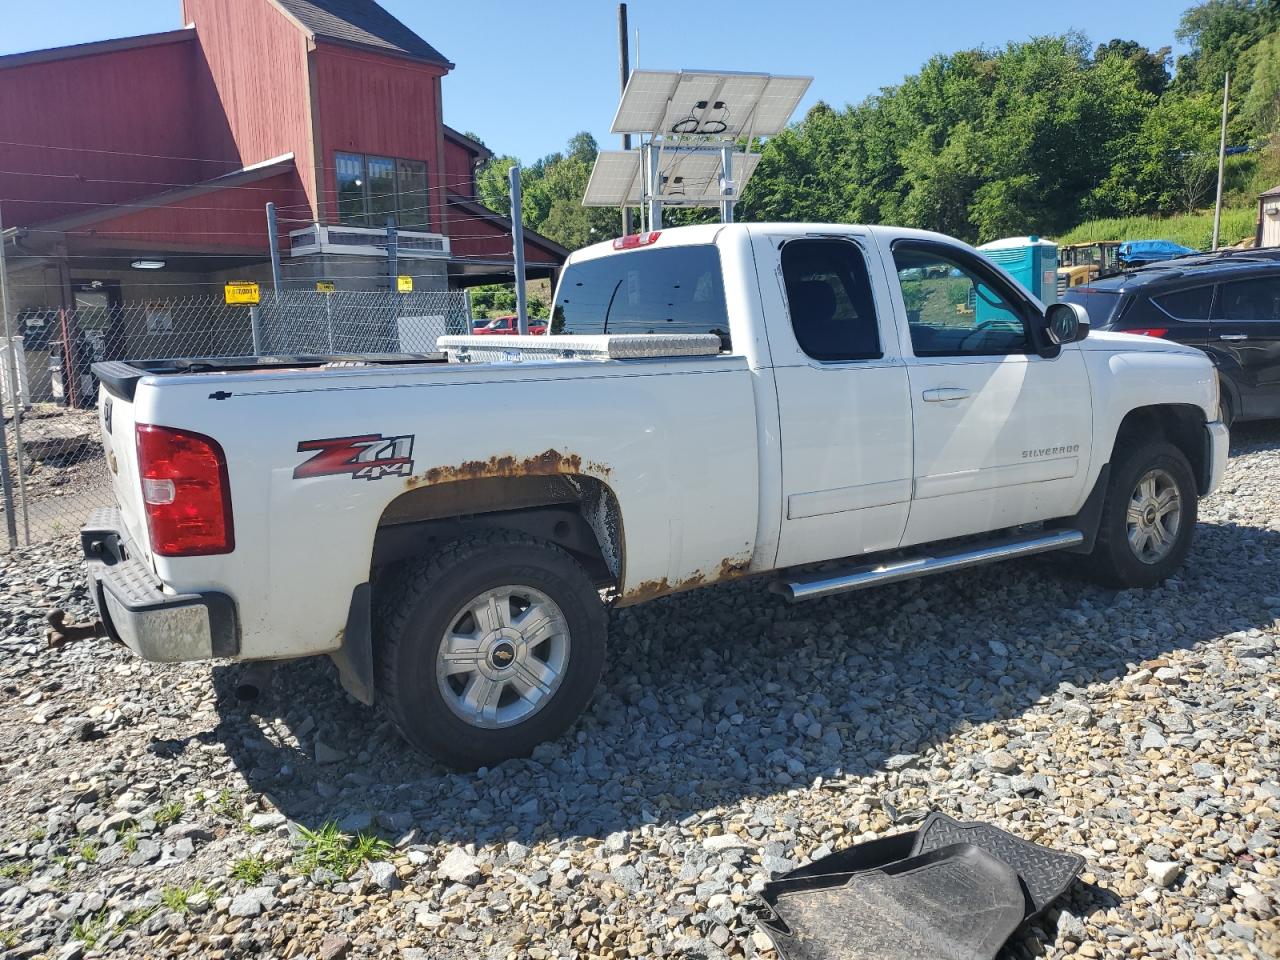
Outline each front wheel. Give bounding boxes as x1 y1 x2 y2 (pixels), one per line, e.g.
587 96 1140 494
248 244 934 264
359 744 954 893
375 531 607 769
1085 439 1198 588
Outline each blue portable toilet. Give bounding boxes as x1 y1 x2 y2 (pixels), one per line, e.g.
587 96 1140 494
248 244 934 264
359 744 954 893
977 236 1059 305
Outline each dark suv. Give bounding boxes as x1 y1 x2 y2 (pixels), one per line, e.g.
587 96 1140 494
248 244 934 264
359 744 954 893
1062 254 1280 426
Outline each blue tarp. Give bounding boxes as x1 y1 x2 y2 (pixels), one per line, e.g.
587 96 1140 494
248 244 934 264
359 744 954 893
1119 239 1198 264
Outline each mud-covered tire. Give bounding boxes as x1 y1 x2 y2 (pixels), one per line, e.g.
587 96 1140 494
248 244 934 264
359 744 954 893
1085 439 1198 589
374 530 607 769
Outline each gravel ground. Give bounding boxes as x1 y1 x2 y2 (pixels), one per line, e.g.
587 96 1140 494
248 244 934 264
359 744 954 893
1 426 1278 960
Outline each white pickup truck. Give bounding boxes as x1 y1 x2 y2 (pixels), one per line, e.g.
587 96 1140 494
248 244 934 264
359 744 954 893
81 223 1228 768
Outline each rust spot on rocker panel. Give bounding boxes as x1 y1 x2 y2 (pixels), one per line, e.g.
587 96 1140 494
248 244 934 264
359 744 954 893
619 553 755 605
405 448 610 489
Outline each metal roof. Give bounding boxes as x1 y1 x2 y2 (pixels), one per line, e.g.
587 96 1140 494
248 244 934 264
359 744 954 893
443 126 493 161
0 29 193 70
19 155 297 235
272 0 452 67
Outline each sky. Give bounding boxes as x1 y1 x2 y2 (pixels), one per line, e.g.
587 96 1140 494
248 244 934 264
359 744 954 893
1 0 1192 162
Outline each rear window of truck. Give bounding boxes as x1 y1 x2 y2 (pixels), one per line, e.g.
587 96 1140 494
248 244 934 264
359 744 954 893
553 245 730 349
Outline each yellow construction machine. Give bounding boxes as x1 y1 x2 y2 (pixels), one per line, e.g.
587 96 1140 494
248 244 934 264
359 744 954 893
1056 241 1121 297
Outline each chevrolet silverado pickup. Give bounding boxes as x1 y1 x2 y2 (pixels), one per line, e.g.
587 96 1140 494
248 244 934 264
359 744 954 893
81 224 1228 768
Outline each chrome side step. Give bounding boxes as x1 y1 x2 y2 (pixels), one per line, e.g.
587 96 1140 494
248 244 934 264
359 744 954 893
772 529 1085 603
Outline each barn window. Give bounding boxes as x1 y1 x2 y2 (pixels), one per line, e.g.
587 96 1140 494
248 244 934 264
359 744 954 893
335 152 431 230
336 152 367 225
397 160 429 229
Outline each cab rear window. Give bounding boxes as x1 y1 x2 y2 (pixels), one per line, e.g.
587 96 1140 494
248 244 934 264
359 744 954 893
1062 287 1121 327
553 245 730 349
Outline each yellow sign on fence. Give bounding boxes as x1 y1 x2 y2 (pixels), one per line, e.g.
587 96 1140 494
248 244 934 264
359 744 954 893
396 275 413 293
224 281 260 305
316 280 336 294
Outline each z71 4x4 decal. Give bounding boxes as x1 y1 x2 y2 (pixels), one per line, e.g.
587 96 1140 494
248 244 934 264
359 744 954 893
294 434 415 481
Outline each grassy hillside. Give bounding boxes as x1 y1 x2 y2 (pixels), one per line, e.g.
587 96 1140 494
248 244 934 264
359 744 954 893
1057 207 1258 251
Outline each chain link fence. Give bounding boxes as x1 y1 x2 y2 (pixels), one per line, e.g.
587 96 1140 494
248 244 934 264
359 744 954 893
1 289 471 548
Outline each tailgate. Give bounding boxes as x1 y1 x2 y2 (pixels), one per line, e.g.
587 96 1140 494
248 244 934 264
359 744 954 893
96 384 152 567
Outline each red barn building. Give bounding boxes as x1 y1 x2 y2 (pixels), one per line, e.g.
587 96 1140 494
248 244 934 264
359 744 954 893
0 0 566 319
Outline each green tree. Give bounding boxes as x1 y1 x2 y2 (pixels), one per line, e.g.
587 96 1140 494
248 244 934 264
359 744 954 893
1175 0 1279 91
1094 39 1171 96
476 154 520 218
1107 92 1223 213
474 133 620 250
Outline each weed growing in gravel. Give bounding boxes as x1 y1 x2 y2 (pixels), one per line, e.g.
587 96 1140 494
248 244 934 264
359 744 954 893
25 826 45 842
231 855 270 885
0 862 32 880
0 929 17 949
121 830 139 855
161 883 206 914
123 905 157 928
212 788 243 822
78 839 99 863
71 910 109 948
154 801 185 828
293 822 390 879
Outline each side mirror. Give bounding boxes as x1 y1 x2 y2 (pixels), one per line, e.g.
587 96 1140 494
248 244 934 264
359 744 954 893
1045 302 1090 345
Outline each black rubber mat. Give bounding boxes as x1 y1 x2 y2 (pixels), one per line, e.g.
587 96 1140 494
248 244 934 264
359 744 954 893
759 843 1025 960
909 813 1084 919
767 830 918 885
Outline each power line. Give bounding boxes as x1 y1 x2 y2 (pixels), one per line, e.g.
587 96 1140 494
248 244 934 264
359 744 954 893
0 138 494 176
0 166 489 198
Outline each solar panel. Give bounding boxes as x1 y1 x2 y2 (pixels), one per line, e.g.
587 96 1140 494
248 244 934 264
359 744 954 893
584 149 762 207
611 70 812 138
583 151 644 207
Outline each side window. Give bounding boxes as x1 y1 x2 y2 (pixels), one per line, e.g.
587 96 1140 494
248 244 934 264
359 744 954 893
1214 277 1280 322
335 152 367 226
893 244 1030 357
780 239 881 361
553 245 730 347
1152 286 1212 321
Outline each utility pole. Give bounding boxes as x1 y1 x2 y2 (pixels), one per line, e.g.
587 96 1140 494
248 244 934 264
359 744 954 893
509 163 529 334
618 3 633 236
265 202 283 291
0 204 29 546
1212 70 1230 251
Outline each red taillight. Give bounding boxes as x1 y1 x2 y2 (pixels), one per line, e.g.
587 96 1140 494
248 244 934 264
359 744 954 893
612 231 661 250
1127 328 1169 338
135 424 234 556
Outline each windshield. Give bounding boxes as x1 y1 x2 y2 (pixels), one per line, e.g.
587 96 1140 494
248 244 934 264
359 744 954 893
1062 287 1122 327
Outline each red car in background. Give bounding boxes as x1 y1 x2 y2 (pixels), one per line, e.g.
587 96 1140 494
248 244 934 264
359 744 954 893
472 315 548 335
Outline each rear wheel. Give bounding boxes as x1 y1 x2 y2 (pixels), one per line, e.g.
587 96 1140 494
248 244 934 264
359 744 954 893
375 531 607 769
1085 439 1197 588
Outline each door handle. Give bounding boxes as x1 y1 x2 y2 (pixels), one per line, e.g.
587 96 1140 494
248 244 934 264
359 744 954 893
922 387 971 403
1219 334 1248 341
